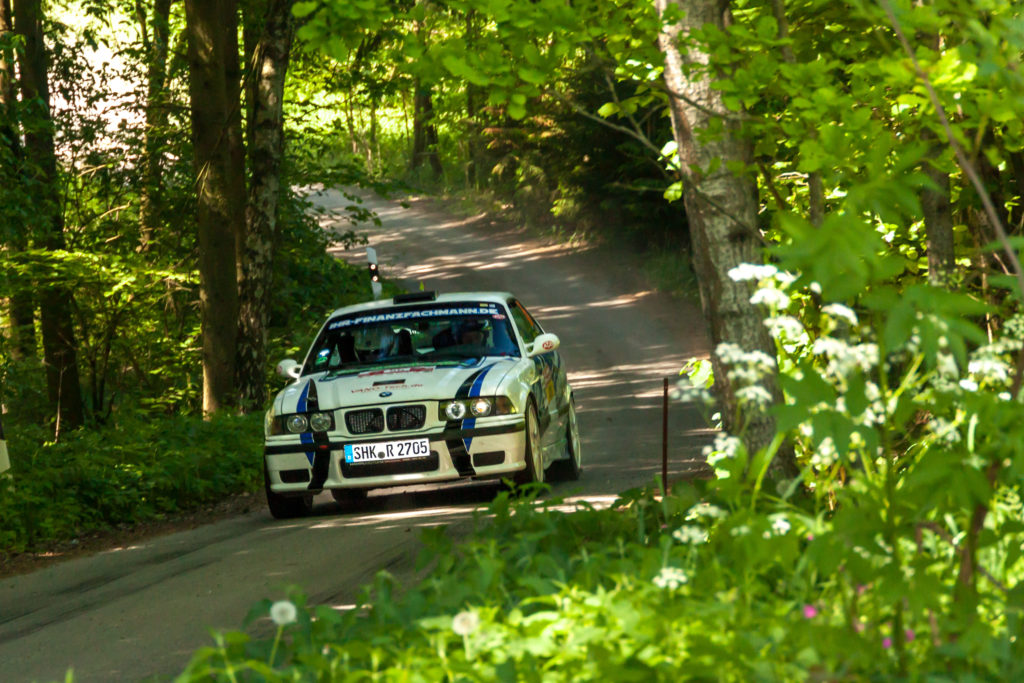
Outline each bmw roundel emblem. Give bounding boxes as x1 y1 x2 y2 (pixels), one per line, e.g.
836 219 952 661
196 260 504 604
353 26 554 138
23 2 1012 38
379 391 393 398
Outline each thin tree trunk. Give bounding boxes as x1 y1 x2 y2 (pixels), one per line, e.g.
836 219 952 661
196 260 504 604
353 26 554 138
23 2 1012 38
185 0 245 414
237 0 293 413
136 0 173 250
411 79 442 177
0 0 34 360
922 146 955 286
656 0 793 474
14 0 84 432
916 23 955 286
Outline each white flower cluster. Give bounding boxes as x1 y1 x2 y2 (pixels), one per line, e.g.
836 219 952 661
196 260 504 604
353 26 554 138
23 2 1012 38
811 337 879 379
750 287 791 310
685 502 728 521
821 303 858 326
967 357 1011 384
702 432 743 466
716 342 776 386
770 516 791 536
652 566 689 591
928 416 962 446
728 263 778 282
1004 315 1024 341
672 525 709 544
670 379 714 405
736 384 773 410
764 315 807 341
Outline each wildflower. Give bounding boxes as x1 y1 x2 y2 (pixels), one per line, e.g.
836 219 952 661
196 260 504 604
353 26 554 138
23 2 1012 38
749 287 791 310
736 385 773 410
452 610 480 636
652 567 689 591
959 379 979 392
685 502 727 521
728 263 778 282
764 315 806 340
771 516 791 535
270 600 297 626
672 525 709 544
702 432 743 466
821 303 858 326
802 604 818 619
968 357 1010 383
905 629 916 642
882 637 893 649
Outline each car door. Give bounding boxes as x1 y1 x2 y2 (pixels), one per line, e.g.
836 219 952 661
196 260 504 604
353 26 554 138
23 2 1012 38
508 299 566 452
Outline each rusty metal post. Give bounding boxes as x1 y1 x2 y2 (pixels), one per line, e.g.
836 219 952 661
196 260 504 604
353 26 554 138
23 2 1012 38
662 377 669 497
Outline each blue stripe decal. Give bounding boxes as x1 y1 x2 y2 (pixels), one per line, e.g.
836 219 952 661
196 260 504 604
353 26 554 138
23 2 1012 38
463 364 495 451
297 382 314 465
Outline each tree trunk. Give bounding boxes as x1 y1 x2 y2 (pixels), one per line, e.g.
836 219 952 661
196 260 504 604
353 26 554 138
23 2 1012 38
0 0 34 361
921 147 955 286
136 0 173 250
411 79 442 177
185 0 245 414
237 0 293 413
13 0 84 432
655 0 793 474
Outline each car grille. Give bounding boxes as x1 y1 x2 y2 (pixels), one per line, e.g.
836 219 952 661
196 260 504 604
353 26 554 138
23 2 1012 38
346 408 384 434
387 405 426 431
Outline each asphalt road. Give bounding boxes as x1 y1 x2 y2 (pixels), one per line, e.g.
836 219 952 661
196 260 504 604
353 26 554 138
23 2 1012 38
0 189 712 682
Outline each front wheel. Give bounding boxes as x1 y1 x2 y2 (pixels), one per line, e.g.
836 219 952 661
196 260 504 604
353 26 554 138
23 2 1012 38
550 397 581 481
514 401 544 487
264 464 313 519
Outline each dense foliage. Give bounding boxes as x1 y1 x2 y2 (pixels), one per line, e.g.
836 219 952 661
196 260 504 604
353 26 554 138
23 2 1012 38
179 481 1022 680
0 413 263 555
170 0 1024 679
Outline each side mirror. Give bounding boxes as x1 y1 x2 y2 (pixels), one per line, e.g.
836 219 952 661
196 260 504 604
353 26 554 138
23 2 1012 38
528 333 560 357
275 359 302 380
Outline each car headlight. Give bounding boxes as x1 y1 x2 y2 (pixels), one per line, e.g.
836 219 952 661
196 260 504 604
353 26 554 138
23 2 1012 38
286 414 309 433
445 401 468 420
440 397 516 421
470 398 491 417
309 411 333 432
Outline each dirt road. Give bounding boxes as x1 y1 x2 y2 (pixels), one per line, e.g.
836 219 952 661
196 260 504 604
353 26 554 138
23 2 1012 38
0 190 711 682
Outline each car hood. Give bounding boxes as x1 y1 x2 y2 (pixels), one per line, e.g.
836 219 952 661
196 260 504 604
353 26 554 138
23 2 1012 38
272 358 519 414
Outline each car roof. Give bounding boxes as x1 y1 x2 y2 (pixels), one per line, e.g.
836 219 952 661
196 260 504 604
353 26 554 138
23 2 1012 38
325 292 515 319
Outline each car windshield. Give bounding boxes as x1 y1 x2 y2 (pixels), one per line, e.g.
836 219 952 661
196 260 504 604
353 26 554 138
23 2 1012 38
302 302 520 376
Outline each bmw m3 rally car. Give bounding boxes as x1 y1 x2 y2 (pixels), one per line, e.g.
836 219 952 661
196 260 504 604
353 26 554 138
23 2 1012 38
263 291 581 518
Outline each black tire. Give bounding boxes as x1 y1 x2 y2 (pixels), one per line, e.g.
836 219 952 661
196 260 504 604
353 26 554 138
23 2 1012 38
513 401 544 488
264 464 313 519
550 397 582 481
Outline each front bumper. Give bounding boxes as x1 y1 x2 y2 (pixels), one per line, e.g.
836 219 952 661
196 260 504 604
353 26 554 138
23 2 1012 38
264 417 527 494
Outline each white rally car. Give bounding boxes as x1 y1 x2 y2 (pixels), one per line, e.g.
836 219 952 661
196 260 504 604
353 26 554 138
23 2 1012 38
263 291 581 518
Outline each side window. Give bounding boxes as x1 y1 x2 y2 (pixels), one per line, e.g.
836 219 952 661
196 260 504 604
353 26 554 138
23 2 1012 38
509 300 543 345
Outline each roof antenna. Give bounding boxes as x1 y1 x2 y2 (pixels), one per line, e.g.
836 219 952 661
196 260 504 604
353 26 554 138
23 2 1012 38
367 247 383 300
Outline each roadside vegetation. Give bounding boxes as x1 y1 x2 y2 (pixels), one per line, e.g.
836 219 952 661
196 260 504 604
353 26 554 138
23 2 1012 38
2 0 1024 679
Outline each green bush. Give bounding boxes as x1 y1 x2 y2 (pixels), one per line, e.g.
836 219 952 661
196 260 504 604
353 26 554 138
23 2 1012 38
176 478 1023 681
0 413 263 555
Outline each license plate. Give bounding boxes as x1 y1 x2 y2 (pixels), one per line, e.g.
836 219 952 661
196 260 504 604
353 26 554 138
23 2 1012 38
344 438 431 464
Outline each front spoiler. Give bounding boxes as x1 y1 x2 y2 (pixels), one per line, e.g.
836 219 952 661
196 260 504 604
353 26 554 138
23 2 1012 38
264 418 526 494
